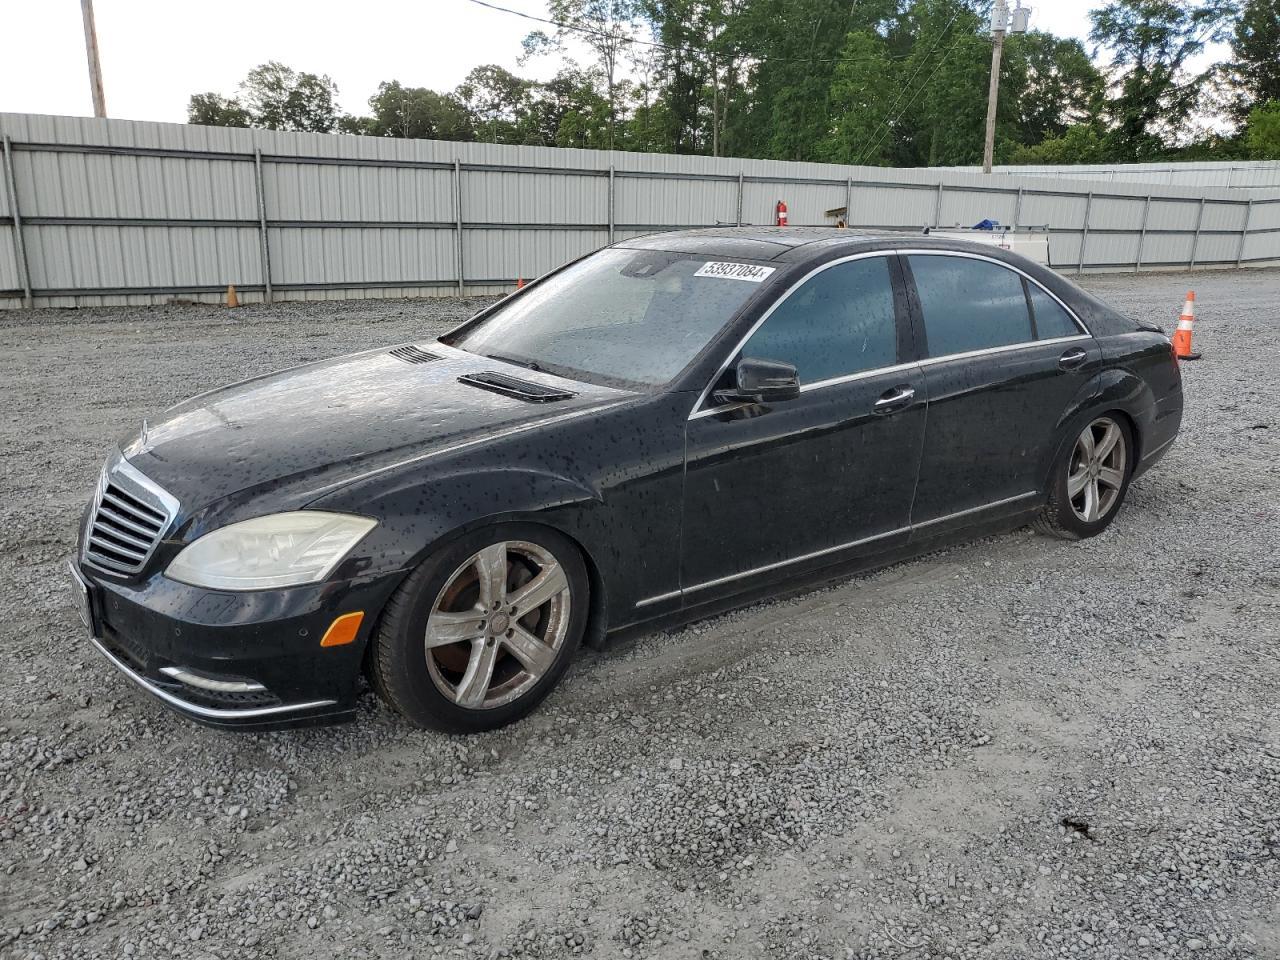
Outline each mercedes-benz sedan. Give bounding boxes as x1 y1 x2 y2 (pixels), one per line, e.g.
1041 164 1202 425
70 228 1183 732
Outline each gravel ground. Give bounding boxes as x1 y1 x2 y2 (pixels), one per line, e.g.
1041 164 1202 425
1 270 1278 960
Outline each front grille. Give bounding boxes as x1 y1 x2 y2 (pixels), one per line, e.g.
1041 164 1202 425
83 457 179 575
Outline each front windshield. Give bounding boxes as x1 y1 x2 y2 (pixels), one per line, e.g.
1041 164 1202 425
444 248 777 389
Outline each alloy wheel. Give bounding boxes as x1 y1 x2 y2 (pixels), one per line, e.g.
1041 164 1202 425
423 541 572 709
1067 417 1127 524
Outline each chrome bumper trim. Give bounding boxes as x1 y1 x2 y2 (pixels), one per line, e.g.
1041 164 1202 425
88 635 337 720
158 665 267 693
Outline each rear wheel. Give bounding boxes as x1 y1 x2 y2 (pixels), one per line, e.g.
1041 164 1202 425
1034 415 1133 540
370 524 588 732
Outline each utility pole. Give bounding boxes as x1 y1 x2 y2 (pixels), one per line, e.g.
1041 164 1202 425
982 1 1029 173
81 0 107 118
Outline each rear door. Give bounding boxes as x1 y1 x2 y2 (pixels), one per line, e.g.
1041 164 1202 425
677 254 926 603
901 252 1101 532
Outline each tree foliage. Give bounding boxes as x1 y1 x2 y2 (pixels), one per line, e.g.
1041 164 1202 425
1225 0 1280 124
1246 100 1280 158
188 61 340 133
187 0 1256 166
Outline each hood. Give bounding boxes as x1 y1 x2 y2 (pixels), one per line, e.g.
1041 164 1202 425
121 342 630 516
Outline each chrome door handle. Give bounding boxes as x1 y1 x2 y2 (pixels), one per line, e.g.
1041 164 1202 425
873 386 916 414
1058 347 1088 370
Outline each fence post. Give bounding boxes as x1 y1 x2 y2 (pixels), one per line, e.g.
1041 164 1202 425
2 136 33 308
933 182 944 228
845 176 852 226
1188 197 1206 270
608 164 615 243
1236 199 1254 268
453 159 464 295
736 172 744 226
1012 186 1024 230
252 149 273 305
1077 191 1093 276
1135 195 1151 273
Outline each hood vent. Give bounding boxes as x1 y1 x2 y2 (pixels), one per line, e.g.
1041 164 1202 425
390 345 442 364
457 371 576 403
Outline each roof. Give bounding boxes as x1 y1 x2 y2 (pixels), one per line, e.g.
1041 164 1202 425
617 226 941 262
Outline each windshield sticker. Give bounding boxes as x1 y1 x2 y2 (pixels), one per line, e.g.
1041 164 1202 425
694 261 776 282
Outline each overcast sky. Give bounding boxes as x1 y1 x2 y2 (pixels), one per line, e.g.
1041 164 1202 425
1 0 1227 125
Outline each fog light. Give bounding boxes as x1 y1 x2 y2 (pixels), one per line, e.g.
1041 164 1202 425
320 611 365 647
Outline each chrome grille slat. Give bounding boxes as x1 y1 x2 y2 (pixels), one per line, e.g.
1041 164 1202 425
91 526 151 553
101 488 166 525
83 455 179 576
95 503 161 538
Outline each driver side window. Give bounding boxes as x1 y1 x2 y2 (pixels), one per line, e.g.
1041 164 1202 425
740 256 899 385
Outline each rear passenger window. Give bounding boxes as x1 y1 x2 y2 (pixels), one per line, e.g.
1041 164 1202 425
741 256 898 384
1028 284 1081 339
908 255 1032 357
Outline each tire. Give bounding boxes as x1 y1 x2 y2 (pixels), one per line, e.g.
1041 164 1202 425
1034 414 1134 541
369 523 589 733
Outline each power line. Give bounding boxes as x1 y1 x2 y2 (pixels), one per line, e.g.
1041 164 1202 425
854 4 993 165
462 0 916 68
856 27 974 166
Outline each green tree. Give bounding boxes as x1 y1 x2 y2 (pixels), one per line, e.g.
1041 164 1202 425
1089 0 1234 160
1245 99 1280 157
187 93 250 128
1005 32 1105 147
819 30 898 165
1226 0 1280 124
1011 123 1113 163
358 81 474 141
236 61 341 133
455 65 536 144
522 0 643 149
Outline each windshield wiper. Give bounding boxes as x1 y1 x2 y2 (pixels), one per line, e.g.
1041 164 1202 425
484 352 542 373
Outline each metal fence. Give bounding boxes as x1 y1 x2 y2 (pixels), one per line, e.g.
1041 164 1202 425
940 159 1280 191
3 112 1279 308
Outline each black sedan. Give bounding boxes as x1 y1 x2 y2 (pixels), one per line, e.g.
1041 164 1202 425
70 228 1183 732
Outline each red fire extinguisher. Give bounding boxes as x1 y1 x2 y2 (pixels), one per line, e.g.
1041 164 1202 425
776 200 788 227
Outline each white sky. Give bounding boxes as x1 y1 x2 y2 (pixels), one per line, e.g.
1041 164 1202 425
0 0 1227 125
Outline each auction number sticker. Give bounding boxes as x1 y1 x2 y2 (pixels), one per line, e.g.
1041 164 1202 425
694 261 776 282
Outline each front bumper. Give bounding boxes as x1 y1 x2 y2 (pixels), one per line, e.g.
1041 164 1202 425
70 559 403 730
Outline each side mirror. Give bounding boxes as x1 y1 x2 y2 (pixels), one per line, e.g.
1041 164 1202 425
714 356 801 405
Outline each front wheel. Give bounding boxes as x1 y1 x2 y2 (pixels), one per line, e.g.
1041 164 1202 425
369 524 589 732
1034 414 1133 540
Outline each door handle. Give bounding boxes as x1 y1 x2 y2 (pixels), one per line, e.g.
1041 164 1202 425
1058 347 1088 370
873 385 916 414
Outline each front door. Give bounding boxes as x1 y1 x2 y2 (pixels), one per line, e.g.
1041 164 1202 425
901 253 1102 530
679 254 927 604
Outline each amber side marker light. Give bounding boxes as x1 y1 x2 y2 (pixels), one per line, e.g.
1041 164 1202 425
320 611 365 647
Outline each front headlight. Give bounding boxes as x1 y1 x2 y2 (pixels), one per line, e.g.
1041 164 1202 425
166 511 377 591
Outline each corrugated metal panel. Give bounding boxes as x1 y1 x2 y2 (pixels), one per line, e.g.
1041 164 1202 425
269 227 454 284
1085 232 1142 265
1019 192 1088 229
621 176 737 227
0 231 17 289
1145 199 1201 231
464 169 606 225
937 189 1017 228
1085 196 1147 231
462 229 608 280
1193 234 1240 264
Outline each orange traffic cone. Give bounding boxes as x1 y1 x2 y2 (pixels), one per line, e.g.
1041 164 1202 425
516 277 525 290
1172 291 1200 361
225 284 239 308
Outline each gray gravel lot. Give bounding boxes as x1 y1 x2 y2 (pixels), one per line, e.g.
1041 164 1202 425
1 270 1278 960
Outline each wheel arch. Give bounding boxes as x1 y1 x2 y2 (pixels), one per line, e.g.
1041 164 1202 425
1043 369 1150 494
